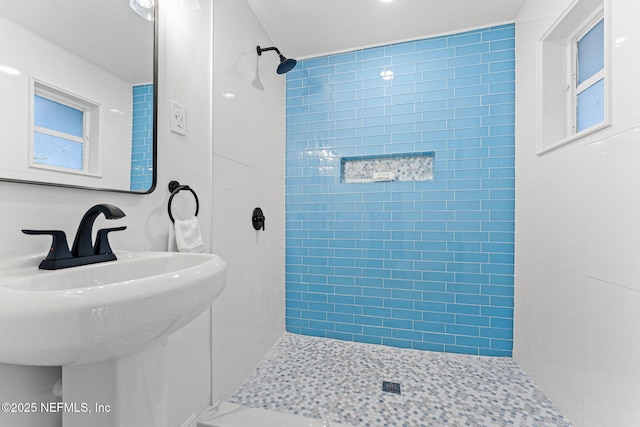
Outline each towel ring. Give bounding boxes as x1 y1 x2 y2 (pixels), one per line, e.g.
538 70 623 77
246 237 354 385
168 180 199 224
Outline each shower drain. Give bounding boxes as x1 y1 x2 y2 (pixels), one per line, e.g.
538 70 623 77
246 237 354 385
382 381 401 395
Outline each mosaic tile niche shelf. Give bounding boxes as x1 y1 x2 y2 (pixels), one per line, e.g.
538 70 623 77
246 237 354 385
341 152 434 183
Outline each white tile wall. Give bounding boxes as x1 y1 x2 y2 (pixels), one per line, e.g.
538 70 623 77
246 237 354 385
583 277 640 426
584 128 640 291
210 0 286 403
514 0 640 425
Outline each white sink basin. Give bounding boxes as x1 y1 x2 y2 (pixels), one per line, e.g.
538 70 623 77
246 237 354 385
0 251 227 366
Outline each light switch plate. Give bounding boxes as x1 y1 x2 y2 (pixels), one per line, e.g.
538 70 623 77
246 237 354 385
170 100 186 135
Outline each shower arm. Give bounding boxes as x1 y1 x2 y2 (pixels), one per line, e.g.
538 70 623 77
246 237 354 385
257 46 282 56
256 45 297 74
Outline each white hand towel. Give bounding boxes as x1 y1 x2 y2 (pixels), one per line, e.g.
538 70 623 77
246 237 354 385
173 216 205 253
168 225 178 252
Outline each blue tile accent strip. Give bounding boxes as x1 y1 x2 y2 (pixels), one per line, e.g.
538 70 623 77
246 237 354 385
130 84 154 191
285 24 515 356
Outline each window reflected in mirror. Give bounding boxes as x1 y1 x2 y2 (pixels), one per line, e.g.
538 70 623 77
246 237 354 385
0 0 156 193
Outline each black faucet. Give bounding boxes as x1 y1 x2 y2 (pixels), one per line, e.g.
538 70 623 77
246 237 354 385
22 204 127 270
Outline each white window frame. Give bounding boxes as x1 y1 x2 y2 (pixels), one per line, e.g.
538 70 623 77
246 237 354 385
29 79 103 176
536 0 611 155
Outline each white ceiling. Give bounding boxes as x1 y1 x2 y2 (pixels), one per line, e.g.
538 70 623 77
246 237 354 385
246 0 527 59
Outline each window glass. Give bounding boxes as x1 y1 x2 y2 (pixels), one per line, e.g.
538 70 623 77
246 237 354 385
33 133 83 170
33 93 85 171
577 19 604 85
34 95 83 137
577 77 604 132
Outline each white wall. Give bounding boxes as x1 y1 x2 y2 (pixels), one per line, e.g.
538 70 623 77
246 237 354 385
209 0 286 401
514 0 640 425
161 1 214 425
0 1 214 426
0 0 285 425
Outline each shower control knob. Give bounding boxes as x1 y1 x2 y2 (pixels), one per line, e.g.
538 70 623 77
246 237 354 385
252 207 265 231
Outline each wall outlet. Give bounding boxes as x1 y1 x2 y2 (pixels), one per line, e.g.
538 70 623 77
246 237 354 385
170 100 186 135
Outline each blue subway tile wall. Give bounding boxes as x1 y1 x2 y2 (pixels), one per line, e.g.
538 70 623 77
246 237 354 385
285 24 515 356
130 84 154 191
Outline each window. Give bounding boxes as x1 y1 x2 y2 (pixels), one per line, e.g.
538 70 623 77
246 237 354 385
537 0 609 154
575 18 604 132
30 80 101 175
33 94 86 170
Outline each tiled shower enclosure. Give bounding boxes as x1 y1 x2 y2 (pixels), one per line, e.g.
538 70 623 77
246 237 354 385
285 24 515 356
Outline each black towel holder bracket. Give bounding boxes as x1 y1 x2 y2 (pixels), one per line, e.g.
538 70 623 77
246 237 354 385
168 180 199 224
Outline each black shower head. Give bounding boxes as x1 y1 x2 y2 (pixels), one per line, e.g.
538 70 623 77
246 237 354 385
257 45 298 74
277 56 297 74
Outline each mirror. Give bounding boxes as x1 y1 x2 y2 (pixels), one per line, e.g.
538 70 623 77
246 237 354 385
0 0 157 193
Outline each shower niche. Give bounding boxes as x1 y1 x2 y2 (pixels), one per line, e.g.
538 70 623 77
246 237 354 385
341 152 434 183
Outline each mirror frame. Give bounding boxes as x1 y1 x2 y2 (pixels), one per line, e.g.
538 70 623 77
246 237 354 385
0 0 158 194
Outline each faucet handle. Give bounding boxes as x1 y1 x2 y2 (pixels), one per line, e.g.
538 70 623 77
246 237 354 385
95 226 127 256
22 230 73 261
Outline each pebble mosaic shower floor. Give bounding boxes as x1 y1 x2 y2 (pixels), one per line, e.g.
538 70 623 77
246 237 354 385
229 333 571 426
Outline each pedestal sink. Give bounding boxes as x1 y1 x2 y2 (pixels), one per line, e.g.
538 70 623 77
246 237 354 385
0 250 226 366
0 250 227 426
